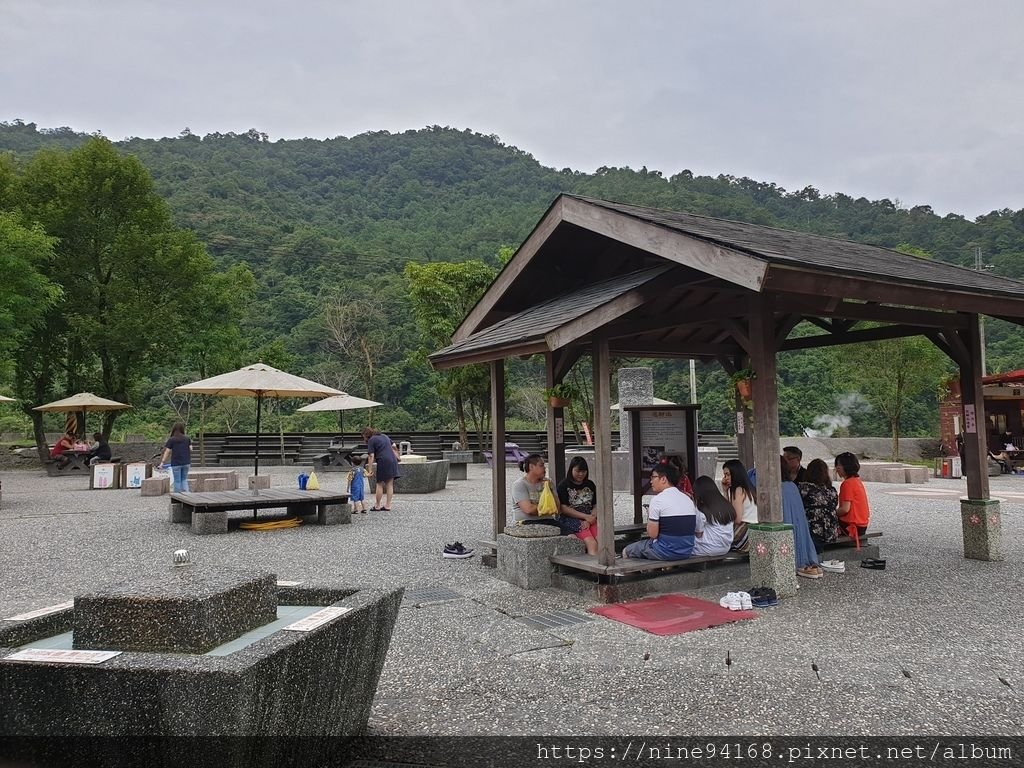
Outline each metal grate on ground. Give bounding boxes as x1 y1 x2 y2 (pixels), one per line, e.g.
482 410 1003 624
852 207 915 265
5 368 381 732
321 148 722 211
402 586 464 604
517 609 595 631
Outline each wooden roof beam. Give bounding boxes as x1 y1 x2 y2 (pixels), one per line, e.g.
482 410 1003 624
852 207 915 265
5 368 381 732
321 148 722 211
561 196 768 292
775 295 969 329
765 266 1024 318
780 323 926 352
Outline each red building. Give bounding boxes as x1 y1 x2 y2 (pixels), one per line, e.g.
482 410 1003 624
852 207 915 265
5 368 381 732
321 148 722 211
940 370 1024 452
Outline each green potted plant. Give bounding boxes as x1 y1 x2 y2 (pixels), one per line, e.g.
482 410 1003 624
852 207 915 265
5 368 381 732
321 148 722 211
543 383 577 408
939 373 961 399
730 368 756 400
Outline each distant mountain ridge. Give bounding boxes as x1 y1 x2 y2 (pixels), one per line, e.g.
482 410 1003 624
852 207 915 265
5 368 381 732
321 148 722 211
3 118 1024 377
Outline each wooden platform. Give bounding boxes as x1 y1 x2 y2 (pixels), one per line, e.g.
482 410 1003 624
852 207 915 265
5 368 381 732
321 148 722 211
550 551 748 577
170 488 348 512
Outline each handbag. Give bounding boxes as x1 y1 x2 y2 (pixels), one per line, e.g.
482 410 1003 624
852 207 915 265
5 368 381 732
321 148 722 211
537 480 557 517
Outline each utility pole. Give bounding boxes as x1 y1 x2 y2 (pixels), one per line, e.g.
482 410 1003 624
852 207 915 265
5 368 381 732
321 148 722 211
975 247 987 376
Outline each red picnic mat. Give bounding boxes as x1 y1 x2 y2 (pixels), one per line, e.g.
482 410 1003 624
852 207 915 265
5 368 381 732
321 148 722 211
589 593 758 635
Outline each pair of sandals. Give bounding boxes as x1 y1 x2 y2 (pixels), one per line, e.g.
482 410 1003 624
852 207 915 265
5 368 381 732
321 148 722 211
369 506 391 512
860 558 887 570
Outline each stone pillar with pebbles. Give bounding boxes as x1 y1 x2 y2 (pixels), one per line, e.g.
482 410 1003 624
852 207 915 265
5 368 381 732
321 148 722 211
960 498 1003 561
617 367 654 450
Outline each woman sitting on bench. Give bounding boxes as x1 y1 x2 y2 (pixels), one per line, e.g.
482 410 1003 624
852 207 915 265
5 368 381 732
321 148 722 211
555 456 600 556
798 458 840 553
721 459 757 553
691 476 734 557
835 452 871 540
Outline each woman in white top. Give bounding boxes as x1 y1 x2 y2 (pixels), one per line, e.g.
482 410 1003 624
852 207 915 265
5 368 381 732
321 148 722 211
721 459 757 552
691 475 735 557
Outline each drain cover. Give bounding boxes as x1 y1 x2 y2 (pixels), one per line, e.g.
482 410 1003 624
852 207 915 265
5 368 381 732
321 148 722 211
403 586 463 603
517 609 595 631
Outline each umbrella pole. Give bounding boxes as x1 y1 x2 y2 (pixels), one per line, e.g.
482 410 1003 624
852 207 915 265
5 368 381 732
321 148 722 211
253 392 262 516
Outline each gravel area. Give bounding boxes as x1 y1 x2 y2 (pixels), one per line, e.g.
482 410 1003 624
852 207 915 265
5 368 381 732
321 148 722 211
1 465 1022 736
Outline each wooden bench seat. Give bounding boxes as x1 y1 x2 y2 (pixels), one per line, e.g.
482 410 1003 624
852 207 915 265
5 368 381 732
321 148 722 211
550 550 748 578
824 531 882 548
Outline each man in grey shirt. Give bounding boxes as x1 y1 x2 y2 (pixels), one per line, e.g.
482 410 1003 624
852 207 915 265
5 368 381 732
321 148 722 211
510 453 552 524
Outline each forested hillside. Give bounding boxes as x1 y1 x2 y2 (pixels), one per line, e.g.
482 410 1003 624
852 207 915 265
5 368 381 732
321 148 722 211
2 119 1023 442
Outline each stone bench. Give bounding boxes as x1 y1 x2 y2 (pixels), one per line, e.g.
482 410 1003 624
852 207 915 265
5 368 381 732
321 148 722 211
496 525 585 589
442 450 473 480
368 459 449 494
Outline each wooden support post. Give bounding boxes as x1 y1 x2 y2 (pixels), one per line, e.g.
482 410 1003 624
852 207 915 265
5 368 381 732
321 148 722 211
960 315 990 500
592 336 616 566
544 352 566 484
750 296 781 522
490 360 506 540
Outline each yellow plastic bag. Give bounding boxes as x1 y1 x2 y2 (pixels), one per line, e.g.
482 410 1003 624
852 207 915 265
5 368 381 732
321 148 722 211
306 471 320 491
537 480 557 517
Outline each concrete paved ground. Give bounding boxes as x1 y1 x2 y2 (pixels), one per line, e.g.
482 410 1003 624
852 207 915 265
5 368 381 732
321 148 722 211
0 464 1021 737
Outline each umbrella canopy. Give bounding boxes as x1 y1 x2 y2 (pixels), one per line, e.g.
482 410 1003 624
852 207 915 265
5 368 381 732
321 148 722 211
610 397 676 410
33 392 132 439
174 363 343 477
296 394 382 412
174 364 345 399
33 392 132 413
296 392 383 435
0 395 15 402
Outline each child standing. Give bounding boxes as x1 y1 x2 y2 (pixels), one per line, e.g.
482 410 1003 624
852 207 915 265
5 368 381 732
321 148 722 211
346 455 368 513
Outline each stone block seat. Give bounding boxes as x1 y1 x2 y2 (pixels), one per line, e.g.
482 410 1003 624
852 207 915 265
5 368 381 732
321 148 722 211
0 566 402 768
368 459 449 494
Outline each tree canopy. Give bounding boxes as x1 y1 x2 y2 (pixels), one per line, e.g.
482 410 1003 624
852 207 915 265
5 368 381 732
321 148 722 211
2 120 1023 445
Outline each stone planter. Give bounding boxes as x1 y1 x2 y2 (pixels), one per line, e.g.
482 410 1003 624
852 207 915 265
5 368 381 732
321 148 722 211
0 567 402 768
368 459 449 493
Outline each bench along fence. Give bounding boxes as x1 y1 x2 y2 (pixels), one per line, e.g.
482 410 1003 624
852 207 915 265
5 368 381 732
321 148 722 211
193 431 737 466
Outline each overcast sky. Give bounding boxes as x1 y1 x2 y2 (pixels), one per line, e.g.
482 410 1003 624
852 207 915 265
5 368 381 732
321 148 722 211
2 0 1021 218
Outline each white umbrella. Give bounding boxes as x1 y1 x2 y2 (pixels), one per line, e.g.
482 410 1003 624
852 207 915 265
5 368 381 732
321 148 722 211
33 392 132 436
296 393 383 435
174 363 342 476
0 395 15 402
610 397 675 410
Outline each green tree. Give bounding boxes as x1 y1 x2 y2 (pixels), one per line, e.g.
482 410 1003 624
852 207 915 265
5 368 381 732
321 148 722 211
13 137 220 440
0 212 61 360
836 337 944 458
405 260 496 446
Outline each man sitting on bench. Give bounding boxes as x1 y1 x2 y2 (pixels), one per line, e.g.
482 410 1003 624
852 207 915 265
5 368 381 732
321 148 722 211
622 462 702 560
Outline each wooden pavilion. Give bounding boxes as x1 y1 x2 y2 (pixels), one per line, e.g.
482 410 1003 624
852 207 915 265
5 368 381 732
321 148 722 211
430 195 1023 592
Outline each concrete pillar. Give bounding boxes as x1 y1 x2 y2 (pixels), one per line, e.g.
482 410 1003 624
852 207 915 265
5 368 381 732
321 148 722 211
617 367 654 452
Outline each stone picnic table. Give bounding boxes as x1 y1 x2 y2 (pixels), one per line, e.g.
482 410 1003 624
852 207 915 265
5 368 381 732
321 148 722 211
169 488 350 534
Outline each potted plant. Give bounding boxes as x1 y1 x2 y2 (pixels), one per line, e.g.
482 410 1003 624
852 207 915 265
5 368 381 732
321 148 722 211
730 369 756 400
543 383 576 408
939 373 961 399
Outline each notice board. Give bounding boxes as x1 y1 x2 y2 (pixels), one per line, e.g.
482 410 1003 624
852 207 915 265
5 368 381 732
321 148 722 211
624 404 700 524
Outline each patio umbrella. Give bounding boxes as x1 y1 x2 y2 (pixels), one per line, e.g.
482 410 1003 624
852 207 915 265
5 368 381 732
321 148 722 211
296 393 383 435
33 392 132 436
173 363 342 476
0 395 15 402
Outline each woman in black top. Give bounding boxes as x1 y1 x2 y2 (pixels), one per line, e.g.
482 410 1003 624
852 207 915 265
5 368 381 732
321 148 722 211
555 456 600 556
797 458 840 552
161 422 192 493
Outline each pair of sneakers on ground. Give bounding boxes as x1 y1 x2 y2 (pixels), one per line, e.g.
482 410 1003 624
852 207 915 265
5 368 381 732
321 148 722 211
443 541 474 559
720 591 753 611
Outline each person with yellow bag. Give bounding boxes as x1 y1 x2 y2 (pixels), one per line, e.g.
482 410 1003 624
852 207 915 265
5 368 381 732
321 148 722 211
510 454 559 526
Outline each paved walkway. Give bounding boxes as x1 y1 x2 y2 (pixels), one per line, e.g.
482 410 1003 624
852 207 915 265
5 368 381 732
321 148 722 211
0 465 1021 736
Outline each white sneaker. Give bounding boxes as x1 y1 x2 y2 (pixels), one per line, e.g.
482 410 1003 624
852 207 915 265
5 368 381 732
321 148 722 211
820 559 846 573
737 591 753 610
719 592 742 611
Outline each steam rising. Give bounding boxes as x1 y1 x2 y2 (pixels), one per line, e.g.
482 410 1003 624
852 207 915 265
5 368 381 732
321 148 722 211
804 393 872 438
